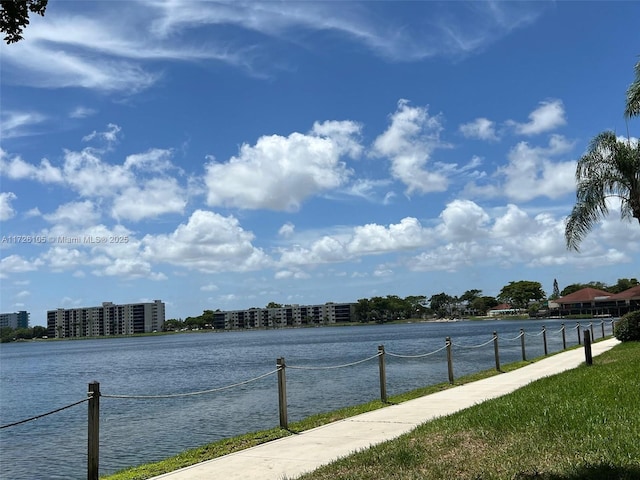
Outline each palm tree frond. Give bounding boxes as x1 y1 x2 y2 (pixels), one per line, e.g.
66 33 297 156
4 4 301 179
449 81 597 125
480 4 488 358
625 61 640 119
565 131 640 251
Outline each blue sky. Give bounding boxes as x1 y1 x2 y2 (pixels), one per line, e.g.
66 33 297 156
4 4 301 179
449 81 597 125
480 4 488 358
1 1 639 326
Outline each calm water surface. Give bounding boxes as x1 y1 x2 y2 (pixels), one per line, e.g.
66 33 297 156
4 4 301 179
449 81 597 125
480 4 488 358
0 319 608 479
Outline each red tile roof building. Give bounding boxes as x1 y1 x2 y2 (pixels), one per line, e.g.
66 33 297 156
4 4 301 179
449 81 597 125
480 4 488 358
554 286 640 316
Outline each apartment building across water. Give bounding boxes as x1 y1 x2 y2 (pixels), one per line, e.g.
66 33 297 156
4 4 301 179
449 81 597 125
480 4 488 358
212 302 355 330
0 311 30 329
47 300 165 338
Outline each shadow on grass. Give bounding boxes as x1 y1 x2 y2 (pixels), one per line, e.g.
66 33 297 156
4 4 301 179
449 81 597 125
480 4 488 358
514 463 640 480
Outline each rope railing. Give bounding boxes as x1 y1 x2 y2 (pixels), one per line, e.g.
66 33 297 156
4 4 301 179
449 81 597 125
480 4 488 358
101 369 279 399
524 329 545 337
502 332 525 342
386 344 448 358
287 352 381 370
451 337 495 349
0 396 90 429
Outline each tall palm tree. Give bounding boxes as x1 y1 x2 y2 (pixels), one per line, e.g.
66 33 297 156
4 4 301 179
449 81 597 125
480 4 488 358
625 61 640 119
565 131 640 251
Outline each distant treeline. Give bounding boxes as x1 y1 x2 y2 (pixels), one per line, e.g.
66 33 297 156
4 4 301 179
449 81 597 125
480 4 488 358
1 326 48 343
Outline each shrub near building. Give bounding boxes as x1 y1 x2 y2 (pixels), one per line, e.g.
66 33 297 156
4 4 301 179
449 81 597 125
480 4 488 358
614 310 640 342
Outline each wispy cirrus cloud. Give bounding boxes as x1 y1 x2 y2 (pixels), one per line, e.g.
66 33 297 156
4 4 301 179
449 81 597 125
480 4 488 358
1 1 549 94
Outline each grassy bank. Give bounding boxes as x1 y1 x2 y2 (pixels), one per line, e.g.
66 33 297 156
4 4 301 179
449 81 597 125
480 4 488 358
299 341 640 480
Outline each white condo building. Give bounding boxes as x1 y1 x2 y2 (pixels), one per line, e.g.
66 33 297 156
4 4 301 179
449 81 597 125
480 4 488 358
47 300 165 338
211 303 355 330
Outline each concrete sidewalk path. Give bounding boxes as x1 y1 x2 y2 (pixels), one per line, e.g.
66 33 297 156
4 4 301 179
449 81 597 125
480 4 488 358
151 338 620 480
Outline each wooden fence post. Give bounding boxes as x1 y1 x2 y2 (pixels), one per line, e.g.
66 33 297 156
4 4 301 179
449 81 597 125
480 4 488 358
542 326 548 356
446 337 454 384
276 357 288 429
493 331 500 372
584 330 593 366
378 345 387 403
577 322 581 345
87 381 100 480
520 328 526 361
561 323 566 350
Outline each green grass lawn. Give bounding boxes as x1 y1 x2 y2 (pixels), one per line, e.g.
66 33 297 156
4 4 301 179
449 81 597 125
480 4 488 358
103 341 638 480
299 341 640 480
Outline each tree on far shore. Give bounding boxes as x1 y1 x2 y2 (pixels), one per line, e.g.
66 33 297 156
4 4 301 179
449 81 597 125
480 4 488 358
497 281 545 310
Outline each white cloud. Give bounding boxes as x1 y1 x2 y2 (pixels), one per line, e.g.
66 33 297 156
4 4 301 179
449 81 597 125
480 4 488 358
4 130 187 222
124 148 176 173
348 217 430 254
141 210 271 272
200 284 219 292
0 110 47 138
500 135 576 201
0 255 42 276
279 216 431 267
98 258 165 280
508 99 566 135
459 118 499 141
42 201 100 226
82 123 122 145
372 100 449 194
205 121 359 211
278 223 295 238
0 150 64 183
111 177 187 221
62 149 133 197
437 200 490 241
0 1 547 97
0 192 17 220
152 0 546 61
69 106 97 119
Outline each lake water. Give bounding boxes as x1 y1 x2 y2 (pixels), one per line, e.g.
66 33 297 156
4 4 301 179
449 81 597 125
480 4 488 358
0 319 611 479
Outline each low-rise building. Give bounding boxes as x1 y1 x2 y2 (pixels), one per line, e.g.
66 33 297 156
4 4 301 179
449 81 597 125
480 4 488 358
553 286 640 317
47 300 165 338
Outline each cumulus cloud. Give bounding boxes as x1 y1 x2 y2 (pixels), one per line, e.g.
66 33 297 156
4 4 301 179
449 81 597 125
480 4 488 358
42 201 101 226
205 121 360 211
111 178 187 221
500 135 576 201
279 216 432 267
372 100 449 194
3 129 187 222
0 192 17 220
0 150 64 183
0 255 42 276
348 217 430 254
508 99 566 135
459 118 499 141
141 210 271 272
437 199 490 241
278 223 295 238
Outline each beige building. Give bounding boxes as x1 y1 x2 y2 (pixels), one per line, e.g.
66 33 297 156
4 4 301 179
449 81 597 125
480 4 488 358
212 303 355 330
47 300 165 338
